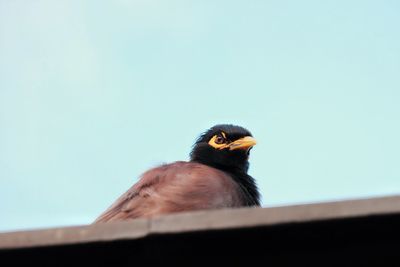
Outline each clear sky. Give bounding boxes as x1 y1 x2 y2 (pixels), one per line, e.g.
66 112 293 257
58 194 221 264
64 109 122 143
1 0 399 232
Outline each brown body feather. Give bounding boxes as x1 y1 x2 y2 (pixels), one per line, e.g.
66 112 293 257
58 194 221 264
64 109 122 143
94 161 246 223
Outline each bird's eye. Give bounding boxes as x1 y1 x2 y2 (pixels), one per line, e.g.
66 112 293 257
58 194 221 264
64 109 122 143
215 135 225 144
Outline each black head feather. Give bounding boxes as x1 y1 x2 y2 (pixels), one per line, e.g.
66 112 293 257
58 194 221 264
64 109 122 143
190 124 261 206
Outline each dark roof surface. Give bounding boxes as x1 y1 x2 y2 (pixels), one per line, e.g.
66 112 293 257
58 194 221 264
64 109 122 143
1 195 400 265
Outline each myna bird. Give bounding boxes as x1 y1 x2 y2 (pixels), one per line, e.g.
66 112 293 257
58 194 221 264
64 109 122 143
94 124 260 223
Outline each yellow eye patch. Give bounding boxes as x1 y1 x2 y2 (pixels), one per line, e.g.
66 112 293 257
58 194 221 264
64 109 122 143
208 132 229 150
208 132 257 151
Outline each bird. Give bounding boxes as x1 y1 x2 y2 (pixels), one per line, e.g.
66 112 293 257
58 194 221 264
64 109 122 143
94 124 260 223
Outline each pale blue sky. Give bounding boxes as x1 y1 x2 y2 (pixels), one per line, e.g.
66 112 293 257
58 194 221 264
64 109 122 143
1 0 399 232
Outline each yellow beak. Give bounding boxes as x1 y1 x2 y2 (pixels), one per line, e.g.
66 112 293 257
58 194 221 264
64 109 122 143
229 136 257 151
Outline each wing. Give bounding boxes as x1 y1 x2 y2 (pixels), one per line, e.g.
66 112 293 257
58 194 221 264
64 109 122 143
93 161 244 223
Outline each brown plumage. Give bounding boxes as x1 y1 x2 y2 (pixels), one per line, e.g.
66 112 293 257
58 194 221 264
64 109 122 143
94 162 245 223
94 124 260 223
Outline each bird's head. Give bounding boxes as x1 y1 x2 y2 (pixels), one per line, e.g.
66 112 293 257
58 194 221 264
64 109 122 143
190 124 256 173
